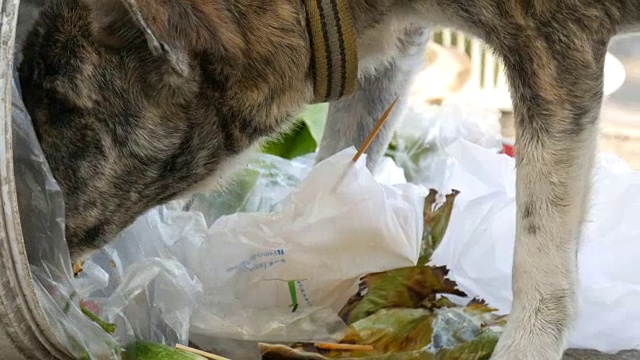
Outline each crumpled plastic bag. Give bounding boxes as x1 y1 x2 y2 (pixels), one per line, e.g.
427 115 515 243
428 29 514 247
77 147 427 351
430 139 640 353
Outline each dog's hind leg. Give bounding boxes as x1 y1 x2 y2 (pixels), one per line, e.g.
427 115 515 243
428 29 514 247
315 25 430 171
488 22 612 360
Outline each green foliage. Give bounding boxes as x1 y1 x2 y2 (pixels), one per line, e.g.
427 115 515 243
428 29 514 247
262 104 329 159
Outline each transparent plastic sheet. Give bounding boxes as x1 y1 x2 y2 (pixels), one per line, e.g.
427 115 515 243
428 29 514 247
11 71 120 358
387 97 504 191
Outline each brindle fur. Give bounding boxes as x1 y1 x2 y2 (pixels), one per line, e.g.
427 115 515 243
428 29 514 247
16 0 640 359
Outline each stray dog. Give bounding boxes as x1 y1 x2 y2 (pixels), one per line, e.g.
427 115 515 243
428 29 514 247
17 0 640 359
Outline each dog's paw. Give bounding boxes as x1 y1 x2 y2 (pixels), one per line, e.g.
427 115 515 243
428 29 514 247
490 346 561 360
489 287 574 360
489 321 566 360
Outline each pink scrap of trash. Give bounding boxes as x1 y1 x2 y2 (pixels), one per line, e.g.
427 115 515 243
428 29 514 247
80 299 102 315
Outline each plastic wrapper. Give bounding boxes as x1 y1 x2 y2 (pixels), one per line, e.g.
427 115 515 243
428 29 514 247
430 139 640 354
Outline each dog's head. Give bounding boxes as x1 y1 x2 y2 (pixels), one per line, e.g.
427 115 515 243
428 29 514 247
18 0 311 261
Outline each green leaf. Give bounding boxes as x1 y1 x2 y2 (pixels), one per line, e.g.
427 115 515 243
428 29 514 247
300 103 329 143
339 266 466 325
261 103 329 160
262 121 318 160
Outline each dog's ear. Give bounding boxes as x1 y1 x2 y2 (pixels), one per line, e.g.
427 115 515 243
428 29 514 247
83 0 192 76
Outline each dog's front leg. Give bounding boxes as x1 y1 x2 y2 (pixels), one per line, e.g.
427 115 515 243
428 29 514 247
489 30 610 360
315 25 430 171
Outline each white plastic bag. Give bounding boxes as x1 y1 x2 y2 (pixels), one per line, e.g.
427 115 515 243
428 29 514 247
184 147 426 341
431 139 640 353
77 147 427 348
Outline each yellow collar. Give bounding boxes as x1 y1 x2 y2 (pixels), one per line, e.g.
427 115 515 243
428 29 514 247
304 0 359 103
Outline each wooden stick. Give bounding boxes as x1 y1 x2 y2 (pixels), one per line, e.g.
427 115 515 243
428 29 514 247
313 342 375 352
352 96 400 163
175 344 232 360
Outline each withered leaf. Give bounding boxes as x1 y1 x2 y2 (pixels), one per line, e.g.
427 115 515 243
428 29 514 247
462 299 497 317
422 296 457 310
260 344 331 360
259 330 498 360
336 308 435 357
461 299 507 330
339 266 467 325
259 343 435 360
259 185 502 360
420 189 460 266
434 331 498 360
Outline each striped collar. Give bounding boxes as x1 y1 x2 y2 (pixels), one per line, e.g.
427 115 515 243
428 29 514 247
304 0 359 103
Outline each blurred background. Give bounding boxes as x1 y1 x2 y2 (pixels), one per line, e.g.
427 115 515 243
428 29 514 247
424 30 640 169
601 34 640 169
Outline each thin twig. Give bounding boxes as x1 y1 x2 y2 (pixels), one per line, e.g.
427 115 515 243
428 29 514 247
352 96 400 163
175 344 232 360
